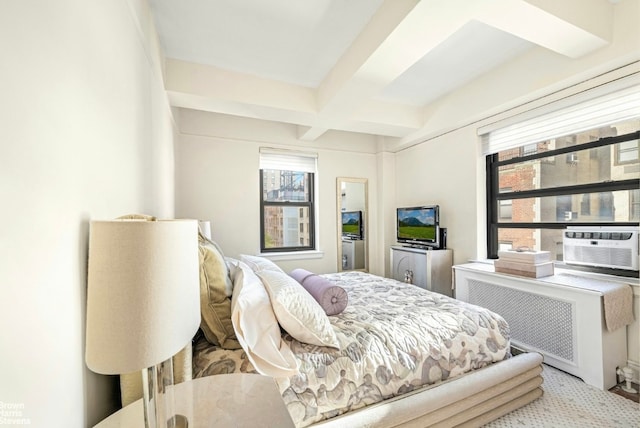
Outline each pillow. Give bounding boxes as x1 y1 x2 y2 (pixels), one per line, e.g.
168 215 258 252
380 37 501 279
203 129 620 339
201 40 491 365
198 238 240 349
240 254 284 273
257 269 340 349
225 256 242 278
290 269 348 316
230 261 299 378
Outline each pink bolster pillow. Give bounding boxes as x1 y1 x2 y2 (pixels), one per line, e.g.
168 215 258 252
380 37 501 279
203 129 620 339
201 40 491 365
289 269 348 316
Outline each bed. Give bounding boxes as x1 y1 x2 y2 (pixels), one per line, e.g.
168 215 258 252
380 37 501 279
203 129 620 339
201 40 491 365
182 240 544 428
119 235 543 426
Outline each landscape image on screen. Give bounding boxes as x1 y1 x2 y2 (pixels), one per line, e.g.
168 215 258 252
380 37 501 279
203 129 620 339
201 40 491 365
398 209 436 240
342 212 360 235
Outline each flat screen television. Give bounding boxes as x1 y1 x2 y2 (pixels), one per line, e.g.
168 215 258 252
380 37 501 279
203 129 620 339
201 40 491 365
396 205 440 248
341 210 363 239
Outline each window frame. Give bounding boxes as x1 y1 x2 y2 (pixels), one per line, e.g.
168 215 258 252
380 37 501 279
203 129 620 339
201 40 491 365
259 169 316 253
486 130 640 263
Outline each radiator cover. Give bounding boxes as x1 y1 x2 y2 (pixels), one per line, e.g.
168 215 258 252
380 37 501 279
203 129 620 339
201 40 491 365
454 263 628 390
467 279 575 362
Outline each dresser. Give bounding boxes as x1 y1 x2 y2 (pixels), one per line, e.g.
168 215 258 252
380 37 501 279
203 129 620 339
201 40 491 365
390 246 453 296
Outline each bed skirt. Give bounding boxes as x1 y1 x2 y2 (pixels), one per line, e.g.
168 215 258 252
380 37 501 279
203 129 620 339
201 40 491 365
311 352 544 428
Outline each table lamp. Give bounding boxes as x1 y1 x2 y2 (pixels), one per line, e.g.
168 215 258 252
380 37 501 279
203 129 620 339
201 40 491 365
85 219 200 428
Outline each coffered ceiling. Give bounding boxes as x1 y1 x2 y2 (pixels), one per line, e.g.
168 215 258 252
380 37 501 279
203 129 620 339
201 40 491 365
149 0 615 144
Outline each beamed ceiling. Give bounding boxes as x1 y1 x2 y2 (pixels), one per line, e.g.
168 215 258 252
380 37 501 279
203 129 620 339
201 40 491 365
149 0 619 147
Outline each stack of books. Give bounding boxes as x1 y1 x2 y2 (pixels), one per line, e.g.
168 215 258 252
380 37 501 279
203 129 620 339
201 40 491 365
495 249 554 278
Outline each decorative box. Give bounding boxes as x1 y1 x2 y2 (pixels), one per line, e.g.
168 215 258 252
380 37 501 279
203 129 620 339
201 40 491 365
497 250 551 264
494 259 554 278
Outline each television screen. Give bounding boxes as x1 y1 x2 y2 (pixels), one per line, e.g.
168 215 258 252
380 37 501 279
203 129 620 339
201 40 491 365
397 205 439 247
342 211 362 239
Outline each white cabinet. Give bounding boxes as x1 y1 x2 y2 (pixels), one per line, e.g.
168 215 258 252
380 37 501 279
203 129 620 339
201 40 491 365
453 262 628 390
342 239 365 270
390 246 453 296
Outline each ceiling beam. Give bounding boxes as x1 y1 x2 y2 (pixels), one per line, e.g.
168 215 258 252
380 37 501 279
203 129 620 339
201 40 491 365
477 0 611 59
165 59 316 115
165 58 424 138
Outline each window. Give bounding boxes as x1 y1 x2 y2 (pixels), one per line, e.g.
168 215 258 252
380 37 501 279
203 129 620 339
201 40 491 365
498 187 512 220
259 150 317 252
521 144 538 157
631 189 640 221
485 112 640 269
616 139 639 164
580 194 591 216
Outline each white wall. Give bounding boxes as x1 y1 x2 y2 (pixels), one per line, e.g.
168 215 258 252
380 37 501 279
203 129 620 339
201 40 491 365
375 152 397 277
0 0 176 426
174 109 382 276
394 126 481 267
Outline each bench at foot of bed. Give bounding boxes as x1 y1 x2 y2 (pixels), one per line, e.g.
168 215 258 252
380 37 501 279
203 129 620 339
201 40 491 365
311 352 544 428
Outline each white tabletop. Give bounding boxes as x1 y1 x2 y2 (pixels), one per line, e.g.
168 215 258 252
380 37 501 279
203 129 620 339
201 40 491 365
95 373 295 428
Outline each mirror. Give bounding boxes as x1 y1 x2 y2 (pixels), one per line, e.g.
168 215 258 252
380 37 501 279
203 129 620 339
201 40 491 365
337 177 368 272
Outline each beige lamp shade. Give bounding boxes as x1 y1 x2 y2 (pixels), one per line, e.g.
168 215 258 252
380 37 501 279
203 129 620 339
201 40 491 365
85 219 200 374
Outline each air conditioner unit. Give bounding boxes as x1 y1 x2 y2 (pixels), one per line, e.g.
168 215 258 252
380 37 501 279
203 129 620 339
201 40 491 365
563 226 639 270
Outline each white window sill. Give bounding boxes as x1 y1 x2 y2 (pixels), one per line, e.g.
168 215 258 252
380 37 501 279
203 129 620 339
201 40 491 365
258 250 324 262
469 258 639 290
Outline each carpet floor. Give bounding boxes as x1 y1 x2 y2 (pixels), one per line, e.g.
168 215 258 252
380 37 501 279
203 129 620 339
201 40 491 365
484 364 640 427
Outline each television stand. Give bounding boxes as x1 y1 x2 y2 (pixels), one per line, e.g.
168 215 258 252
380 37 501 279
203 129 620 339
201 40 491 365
342 238 365 270
390 246 453 296
402 244 433 250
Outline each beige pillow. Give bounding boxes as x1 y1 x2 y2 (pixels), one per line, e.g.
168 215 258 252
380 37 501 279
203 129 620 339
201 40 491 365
257 269 340 349
230 261 299 377
199 238 240 349
240 254 284 273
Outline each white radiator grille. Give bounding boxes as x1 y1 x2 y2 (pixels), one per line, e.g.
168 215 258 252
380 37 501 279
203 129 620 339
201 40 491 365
467 279 575 362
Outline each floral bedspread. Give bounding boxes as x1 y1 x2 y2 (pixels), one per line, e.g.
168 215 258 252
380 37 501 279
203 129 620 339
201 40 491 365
193 271 511 427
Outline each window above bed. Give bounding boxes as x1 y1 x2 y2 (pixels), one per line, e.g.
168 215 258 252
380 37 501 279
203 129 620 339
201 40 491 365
259 149 317 253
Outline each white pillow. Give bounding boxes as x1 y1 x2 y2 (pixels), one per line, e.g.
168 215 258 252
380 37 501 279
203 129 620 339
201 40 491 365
240 254 284 273
257 269 340 349
230 261 299 378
